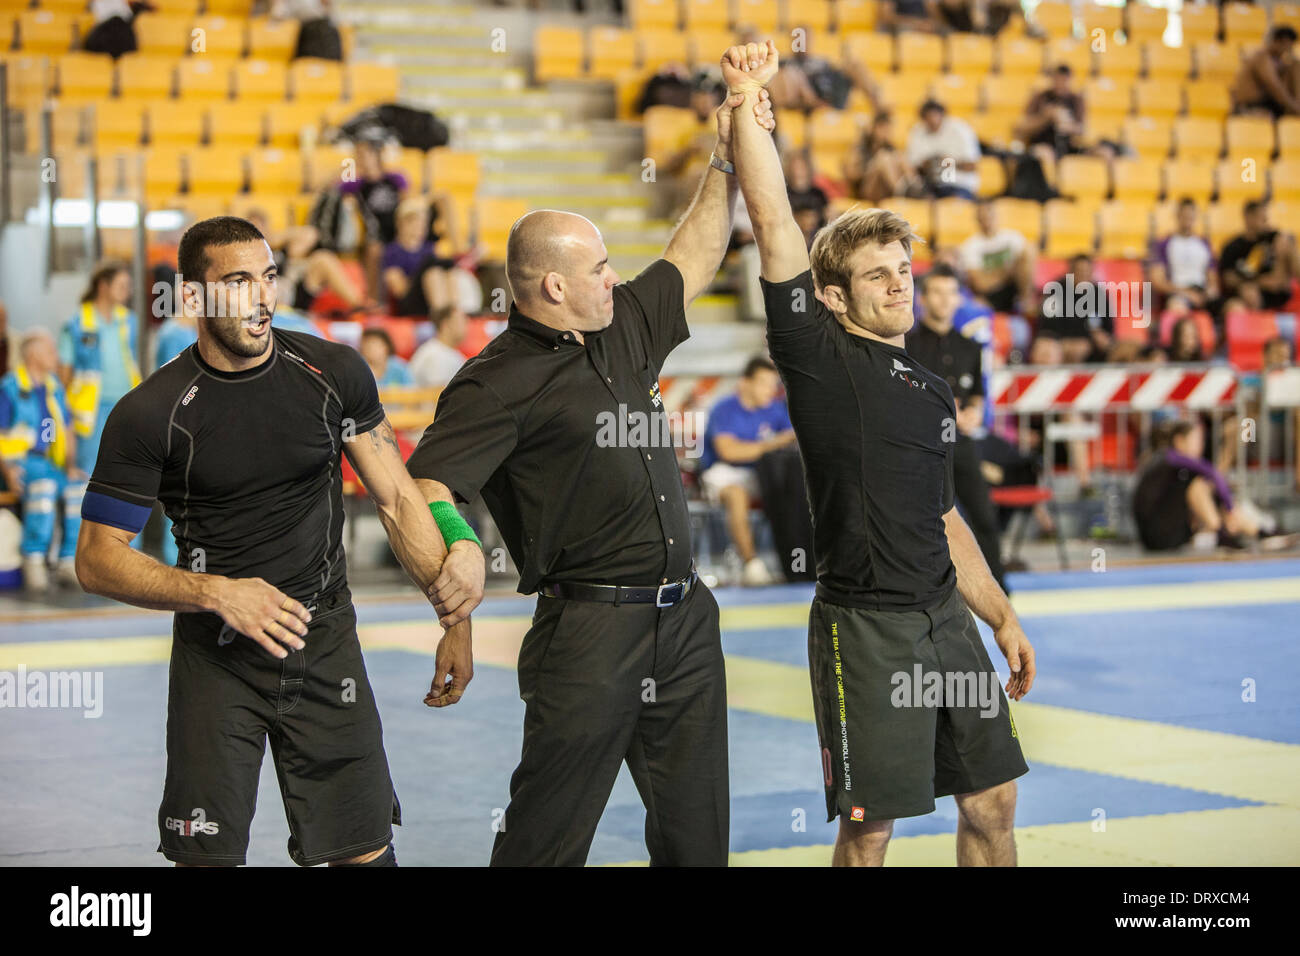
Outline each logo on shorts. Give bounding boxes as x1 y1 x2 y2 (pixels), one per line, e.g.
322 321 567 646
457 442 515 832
850 806 866 822
165 807 220 837
181 385 199 406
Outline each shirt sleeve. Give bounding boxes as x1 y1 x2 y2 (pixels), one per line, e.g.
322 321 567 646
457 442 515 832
762 269 832 371
405 375 518 505
621 258 689 374
82 395 165 534
334 342 386 436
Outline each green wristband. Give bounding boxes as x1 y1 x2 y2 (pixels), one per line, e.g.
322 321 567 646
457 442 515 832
429 500 482 549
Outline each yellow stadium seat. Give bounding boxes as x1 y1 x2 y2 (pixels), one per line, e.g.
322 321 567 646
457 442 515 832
1195 42 1242 83
146 99 203 146
37 0 93 13
1085 112 1124 145
613 66 651 120
386 146 422 193
995 36 1043 76
1172 116 1224 162
264 102 324 149
643 105 700 163
133 13 192 56
1095 41 1141 80
1271 160 1300 203
204 0 256 16
774 107 807 148
247 147 304 194
1215 159 1266 205
898 32 944 74
142 146 186 203
1143 42 1191 80
346 61 399 104
1279 116 1300 157
970 111 1018 149
117 53 176 99
206 101 262 148
843 31 894 73
1057 154 1109 204
992 196 1042 245
1097 200 1152 258
945 33 994 78
979 74 1032 116
304 145 352 192
476 197 531 261
1121 116 1172 159
1126 4 1168 44
1222 2 1268 46
780 0 831 33
232 58 287 103
683 0 728 32
1047 37 1092 76
933 196 977 249
878 197 931 244
774 27 836 62
1 53 51 109
1275 3 1300 30
1084 76 1133 122
732 0 779 32
289 58 342 103
835 0 878 34
56 52 112 101
45 147 90 199
1133 78 1182 118
190 16 245 58
1043 199 1098 257
1224 114 1275 160
1032 1 1075 38
177 56 234 101
877 74 930 119
30 102 84 156
228 193 292 234
587 26 637 80
428 147 480 198
976 155 1006 198
1163 158 1215 204
1150 200 1180 237
1205 202 1244 248
636 29 689 70
1080 2 1123 44
1180 3 1220 46
1183 79 1231 118
931 74 980 117
246 16 298 61
808 107 862 152
91 98 147 149
534 26 584 81
186 146 245 195
17 10 76 54
629 0 679 30
686 31 735 68
1111 156 1162 203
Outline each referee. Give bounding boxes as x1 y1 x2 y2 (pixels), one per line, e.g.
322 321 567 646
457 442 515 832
74 217 471 867
906 264 1010 594
406 51 776 866
729 41 1035 867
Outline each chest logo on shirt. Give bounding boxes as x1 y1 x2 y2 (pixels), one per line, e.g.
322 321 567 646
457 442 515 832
890 357 927 390
182 385 199 407
648 380 662 409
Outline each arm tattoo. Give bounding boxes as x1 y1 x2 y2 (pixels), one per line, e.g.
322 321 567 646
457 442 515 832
367 418 402 458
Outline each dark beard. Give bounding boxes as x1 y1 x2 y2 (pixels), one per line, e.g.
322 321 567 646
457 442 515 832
207 313 272 359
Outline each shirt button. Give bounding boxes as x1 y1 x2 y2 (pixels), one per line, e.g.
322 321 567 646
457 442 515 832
668 538 674 544
646 453 652 460
662 578 668 584
606 377 612 383
552 345 559 351
659 494 665 501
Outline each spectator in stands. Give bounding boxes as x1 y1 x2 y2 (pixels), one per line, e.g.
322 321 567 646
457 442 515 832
784 149 829 247
959 199 1036 316
637 62 694 114
1150 198 1219 313
1168 315 1207 363
83 0 155 59
360 327 412 388
699 357 798 587
1015 64 1088 165
273 0 344 61
762 31 882 114
844 113 919 203
245 208 367 315
1219 200 1299 312
881 0 940 33
58 260 139 476
1264 335 1293 369
905 100 981 199
1038 253 1114 363
1159 293 1216 357
408 305 467 388
0 330 85 591
382 197 457 318
1232 24 1300 117
340 134 409 294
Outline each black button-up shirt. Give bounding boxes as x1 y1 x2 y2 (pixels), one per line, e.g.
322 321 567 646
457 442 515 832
905 322 986 408
406 259 694 593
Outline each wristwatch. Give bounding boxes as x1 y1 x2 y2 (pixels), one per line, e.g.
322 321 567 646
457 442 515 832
710 153 736 175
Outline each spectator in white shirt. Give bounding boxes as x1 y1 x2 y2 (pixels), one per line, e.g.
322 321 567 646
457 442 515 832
905 100 981 200
408 306 467 388
959 199 1036 315
1149 198 1219 313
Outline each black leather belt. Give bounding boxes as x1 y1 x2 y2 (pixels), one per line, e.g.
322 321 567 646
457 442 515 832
538 570 699 607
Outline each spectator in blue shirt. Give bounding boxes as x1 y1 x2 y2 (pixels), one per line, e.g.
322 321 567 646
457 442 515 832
360 327 413 388
700 356 797 586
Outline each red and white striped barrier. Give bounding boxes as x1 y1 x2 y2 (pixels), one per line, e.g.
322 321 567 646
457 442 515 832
991 365 1239 413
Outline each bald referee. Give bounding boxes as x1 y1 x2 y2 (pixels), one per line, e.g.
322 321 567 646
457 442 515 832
406 52 776 866
74 216 471 867
728 42 1035 867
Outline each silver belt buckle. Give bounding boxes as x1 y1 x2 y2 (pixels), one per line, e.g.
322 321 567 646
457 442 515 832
656 580 686 608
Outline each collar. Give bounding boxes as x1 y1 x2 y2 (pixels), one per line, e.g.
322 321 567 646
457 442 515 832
507 303 582 349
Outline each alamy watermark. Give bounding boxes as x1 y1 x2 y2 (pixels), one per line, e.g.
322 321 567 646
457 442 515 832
890 665 1002 718
0 666 103 718
595 404 705 458
1041 274 1152 328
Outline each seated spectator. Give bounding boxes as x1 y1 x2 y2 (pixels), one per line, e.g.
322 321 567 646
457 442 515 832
959 199 1036 316
637 62 694 114
273 0 343 61
83 0 155 59
905 99 981 199
764 35 882 113
409 306 467 388
844 112 919 202
1150 197 1219 313
1167 315 1208 363
784 149 829 246
1015 64 1088 161
1219 200 1299 312
1158 293 1216 356
338 134 410 293
0 330 86 591
244 208 367 314
699 357 798 586
382 198 457 318
1232 24 1300 117
1038 254 1114 363
360 328 413 388
881 0 939 34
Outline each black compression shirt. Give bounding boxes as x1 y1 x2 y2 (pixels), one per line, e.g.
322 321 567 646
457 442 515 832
762 269 957 611
81 328 385 606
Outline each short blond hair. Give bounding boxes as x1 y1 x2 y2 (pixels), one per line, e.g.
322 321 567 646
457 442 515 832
808 207 921 295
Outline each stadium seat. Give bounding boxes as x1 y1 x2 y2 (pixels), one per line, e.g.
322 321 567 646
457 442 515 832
933 196 977 249
289 58 343 103
1043 199 1097 257
992 196 1042 245
56 52 112 102
146 100 204 146
1151 199 1180 237
774 107 807 148
1275 3 1300 29
477 197 531 260
304 145 352 192
533 26 584 82
843 31 894 72
142 146 186 203
232 58 287 103
428 148 480 199
1180 4 1221 46
1226 308 1279 372
1222 2 1269 46
970 111 1018 149
1279 116 1300 157
228 193 292 233
190 16 245 58
1095 41 1141 80
1182 79 1232 118
732 0 780 33
780 0 832 33
687 31 735 68
1121 116 1172 160
204 0 257 16
117 53 177 99
1085 113 1123 146
1215 159 1267 205
995 36 1043 76
1080 2 1123 40
206 101 262 148
1195 42 1243 83
177 57 235 101
1143 42 1191 81
1163 159 1215 204
835 0 878 34
683 0 728 32
186 146 245 196
28 101 83 156
636 29 689 70
774 27 836 62
1133 78 1182 119
133 13 192 56
1 53 51 109
246 16 298 60
931 74 980 117
587 26 637 80
643 105 701 163
91 99 148 149
1097 199 1152 258
16 10 75 54
388 146 424 193
1111 156 1162 203
880 197 931 244
346 61 400 104
945 33 994 77
264 101 322 149
1047 37 1092 77
898 32 944 75
808 107 861 154
1056 154 1109 204
1206 201 1244 249
1126 4 1168 45
1084 76 1133 125
1032 1 1075 38
628 0 679 30
876 74 930 118
1224 114 1275 161
975 155 1006 198
247 147 304 195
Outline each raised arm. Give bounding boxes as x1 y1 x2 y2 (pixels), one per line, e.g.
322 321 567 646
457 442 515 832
727 40 811 284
